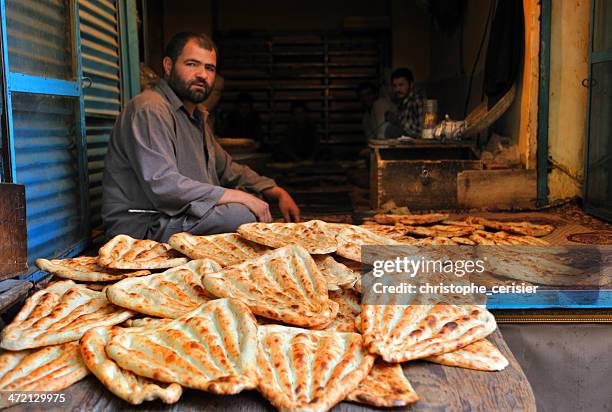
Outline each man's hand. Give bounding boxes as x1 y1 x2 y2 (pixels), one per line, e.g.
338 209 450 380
263 186 300 223
218 189 272 222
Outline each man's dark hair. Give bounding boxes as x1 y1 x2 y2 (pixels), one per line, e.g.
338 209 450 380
356 81 377 95
164 31 217 62
391 68 414 83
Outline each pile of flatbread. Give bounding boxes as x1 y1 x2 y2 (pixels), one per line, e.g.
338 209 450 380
367 213 554 246
0 222 516 410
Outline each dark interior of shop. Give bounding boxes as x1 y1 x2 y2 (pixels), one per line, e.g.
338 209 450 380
136 0 523 221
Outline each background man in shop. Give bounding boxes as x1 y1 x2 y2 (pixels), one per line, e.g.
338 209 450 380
102 31 300 242
356 81 396 141
385 68 424 138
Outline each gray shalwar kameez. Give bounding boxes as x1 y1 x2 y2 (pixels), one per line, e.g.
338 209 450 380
101 79 276 242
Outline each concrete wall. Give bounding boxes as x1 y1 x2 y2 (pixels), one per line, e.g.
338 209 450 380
547 0 591 200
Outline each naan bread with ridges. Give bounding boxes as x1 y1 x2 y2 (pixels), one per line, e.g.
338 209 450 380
335 226 401 262
168 232 269 267
469 230 498 245
123 317 173 329
451 236 477 245
323 288 361 332
98 235 189 270
425 339 509 371
237 220 337 254
0 281 134 350
106 259 221 318
374 213 449 225
312 255 359 291
345 361 419 407
203 245 338 328
360 223 408 239
257 325 375 412
80 327 182 404
106 298 258 394
36 256 151 282
361 300 497 363
0 342 88 400
466 217 555 237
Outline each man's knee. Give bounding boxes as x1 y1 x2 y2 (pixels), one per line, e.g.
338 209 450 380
224 203 257 228
191 203 256 235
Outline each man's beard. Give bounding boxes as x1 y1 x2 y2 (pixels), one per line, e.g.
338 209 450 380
167 68 211 104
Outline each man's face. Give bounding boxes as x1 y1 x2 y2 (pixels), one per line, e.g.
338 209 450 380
164 39 217 104
392 77 412 100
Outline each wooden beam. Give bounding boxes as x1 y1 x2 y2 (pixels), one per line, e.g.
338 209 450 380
0 183 27 280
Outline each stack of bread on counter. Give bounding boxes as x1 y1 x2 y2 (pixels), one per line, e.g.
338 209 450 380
0 215 550 410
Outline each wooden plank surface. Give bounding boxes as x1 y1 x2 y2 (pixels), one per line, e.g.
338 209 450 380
0 280 31 313
8 330 535 412
0 184 27 280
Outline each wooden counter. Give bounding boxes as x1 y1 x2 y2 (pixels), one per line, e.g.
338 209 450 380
9 330 535 412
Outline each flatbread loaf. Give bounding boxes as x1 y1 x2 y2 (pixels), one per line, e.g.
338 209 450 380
36 256 150 282
0 281 134 350
80 327 182 404
442 220 485 230
123 317 173 329
405 224 477 238
106 259 221 318
469 230 498 245
335 226 401 262
374 213 449 225
490 231 550 246
361 302 497 362
451 237 477 245
106 298 258 394
425 339 509 371
237 220 337 254
98 235 189 270
257 325 375 412
467 217 555 237
202 244 339 328
312 255 359 290
0 342 88 400
345 361 419 407
168 232 269 267
469 230 549 246
360 223 408 239
323 288 361 332
415 236 459 245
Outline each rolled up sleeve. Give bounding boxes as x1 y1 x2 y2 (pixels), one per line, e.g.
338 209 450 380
128 108 226 218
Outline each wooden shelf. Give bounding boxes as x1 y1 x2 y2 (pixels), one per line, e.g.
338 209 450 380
215 32 387 154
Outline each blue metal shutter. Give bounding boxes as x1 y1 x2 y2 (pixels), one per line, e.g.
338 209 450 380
1 0 89 275
78 0 122 236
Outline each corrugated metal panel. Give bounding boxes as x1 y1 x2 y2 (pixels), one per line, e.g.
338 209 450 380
79 0 121 230
5 0 73 80
11 93 83 266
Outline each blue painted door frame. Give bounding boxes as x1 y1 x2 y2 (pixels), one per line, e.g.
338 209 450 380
0 0 90 281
